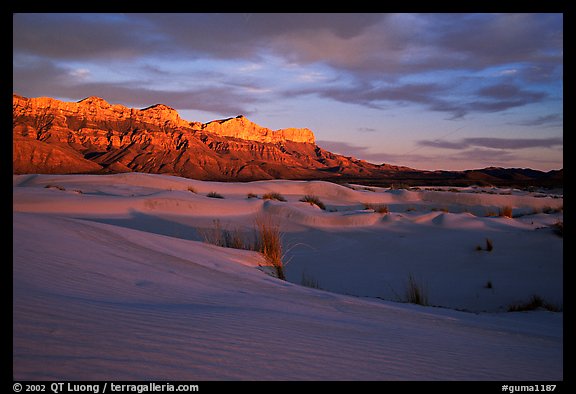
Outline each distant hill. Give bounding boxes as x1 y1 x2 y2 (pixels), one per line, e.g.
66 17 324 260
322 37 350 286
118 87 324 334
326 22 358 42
12 94 562 187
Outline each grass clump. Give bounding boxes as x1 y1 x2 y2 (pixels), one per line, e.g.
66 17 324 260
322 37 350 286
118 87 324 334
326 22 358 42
363 203 389 214
301 271 321 289
199 220 247 250
198 215 286 281
300 195 326 210
254 215 285 280
405 273 428 306
187 186 197 193
390 183 410 190
499 206 513 218
262 192 287 202
551 221 563 238
206 191 224 199
476 238 493 252
44 184 66 191
508 295 561 312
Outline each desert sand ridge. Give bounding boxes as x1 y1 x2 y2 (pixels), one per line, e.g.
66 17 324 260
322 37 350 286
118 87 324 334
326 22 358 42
13 173 563 379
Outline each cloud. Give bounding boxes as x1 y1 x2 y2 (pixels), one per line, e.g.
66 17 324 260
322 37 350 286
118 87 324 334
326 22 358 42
14 13 562 77
12 57 255 116
69 68 90 80
13 14 155 60
295 80 548 118
511 113 563 127
13 13 563 134
315 140 527 170
418 137 563 150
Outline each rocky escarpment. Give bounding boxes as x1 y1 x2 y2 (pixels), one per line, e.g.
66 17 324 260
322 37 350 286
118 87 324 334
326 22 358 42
201 115 315 144
12 94 562 186
12 94 386 180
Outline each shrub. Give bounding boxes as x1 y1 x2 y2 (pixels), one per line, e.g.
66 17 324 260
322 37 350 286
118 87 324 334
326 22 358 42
187 186 197 193
300 195 326 210
262 192 286 202
405 273 428 306
207 191 224 199
247 192 259 199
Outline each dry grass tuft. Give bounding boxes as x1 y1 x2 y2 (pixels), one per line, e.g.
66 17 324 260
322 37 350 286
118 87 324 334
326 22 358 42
551 221 563 238
44 184 66 191
262 192 286 202
405 273 428 306
254 215 285 280
499 206 513 218
508 295 561 312
363 203 389 214
207 191 224 199
300 195 326 210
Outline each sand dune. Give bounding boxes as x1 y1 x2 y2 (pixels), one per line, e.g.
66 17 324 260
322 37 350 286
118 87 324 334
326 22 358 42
13 173 563 380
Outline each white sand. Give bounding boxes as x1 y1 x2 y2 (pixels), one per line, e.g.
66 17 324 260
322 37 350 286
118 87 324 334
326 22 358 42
13 173 563 380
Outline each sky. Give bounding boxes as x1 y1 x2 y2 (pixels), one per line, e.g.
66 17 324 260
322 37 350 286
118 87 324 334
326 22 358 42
13 13 563 171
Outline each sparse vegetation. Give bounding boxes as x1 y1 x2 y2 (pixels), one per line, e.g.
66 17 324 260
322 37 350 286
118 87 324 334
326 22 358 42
390 183 410 190
207 191 224 199
499 206 513 218
44 184 66 191
508 295 561 312
301 272 321 289
363 203 389 214
476 238 493 252
262 192 287 202
345 184 376 192
32 107 55 140
199 219 247 250
551 221 563 238
198 216 286 280
300 195 326 210
254 215 285 280
485 238 493 252
405 273 428 306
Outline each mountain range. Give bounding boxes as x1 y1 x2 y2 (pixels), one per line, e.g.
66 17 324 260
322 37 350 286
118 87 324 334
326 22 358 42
12 94 562 187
